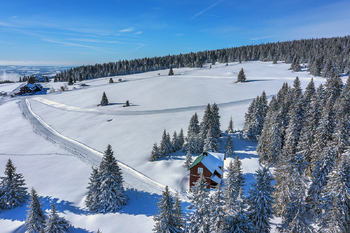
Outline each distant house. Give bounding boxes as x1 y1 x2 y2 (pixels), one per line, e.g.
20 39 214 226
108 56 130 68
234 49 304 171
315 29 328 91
18 83 43 95
188 151 225 190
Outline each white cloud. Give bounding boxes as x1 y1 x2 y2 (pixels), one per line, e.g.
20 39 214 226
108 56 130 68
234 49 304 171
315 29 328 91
134 31 143 35
119 27 135 32
10 15 18 19
42 39 97 50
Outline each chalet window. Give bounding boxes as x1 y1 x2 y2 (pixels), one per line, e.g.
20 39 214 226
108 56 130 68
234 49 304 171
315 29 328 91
198 167 203 174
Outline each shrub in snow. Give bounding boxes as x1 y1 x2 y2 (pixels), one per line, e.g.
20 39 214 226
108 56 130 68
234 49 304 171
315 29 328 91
109 78 114 83
0 159 28 209
168 67 174 76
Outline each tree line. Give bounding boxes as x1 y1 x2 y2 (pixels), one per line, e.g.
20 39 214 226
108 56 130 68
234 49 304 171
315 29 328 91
53 36 350 83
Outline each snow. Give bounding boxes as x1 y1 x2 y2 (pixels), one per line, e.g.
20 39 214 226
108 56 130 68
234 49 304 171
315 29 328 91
0 61 334 232
200 152 225 176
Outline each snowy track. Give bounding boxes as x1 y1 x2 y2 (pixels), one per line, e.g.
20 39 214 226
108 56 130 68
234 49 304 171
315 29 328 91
32 95 275 116
19 98 168 195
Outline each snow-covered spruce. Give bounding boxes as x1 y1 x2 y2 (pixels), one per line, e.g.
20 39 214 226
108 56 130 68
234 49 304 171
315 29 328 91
100 92 109 106
237 68 246 82
85 145 127 213
44 203 69 233
0 159 28 210
26 188 46 233
185 173 211 233
183 150 193 170
247 167 275 233
153 186 182 233
224 134 234 158
227 116 234 134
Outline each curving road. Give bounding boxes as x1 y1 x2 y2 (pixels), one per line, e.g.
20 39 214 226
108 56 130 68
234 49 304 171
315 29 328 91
19 98 168 195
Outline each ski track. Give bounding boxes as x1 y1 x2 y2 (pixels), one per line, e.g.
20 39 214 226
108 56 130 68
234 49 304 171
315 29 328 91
19 98 170 195
32 95 276 116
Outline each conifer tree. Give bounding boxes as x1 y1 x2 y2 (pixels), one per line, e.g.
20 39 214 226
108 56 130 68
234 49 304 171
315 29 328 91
85 167 101 211
247 167 275 233
209 185 225 233
200 104 212 142
188 113 200 136
203 125 219 152
210 103 221 139
0 159 27 209
306 147 334 217
319 159 350 232
26 188 46 233
227 116 234 134
279 155 313 233
45 203 69 233
178 129 185 151
186 173 210 233
153 186 180 233
173 192 184 232
237 68 246 82
184 150 193 170
150 143 160 162
168 67 174 76
68 76 73 85
97 145 127 213
100 92 109 106
109 78 114 83
224 135 234 157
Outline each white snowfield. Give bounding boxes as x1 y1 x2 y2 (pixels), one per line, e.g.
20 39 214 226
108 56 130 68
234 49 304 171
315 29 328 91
0 61 336 232
20 98 169 195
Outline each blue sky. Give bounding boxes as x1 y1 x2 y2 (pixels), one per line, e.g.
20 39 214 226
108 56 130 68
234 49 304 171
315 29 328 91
0 0 350 66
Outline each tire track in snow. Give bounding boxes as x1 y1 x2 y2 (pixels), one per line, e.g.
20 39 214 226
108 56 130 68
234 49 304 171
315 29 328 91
19 99 169 195
32 95 276 116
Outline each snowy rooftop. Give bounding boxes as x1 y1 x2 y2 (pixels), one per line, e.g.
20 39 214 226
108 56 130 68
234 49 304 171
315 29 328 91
189 151 225 176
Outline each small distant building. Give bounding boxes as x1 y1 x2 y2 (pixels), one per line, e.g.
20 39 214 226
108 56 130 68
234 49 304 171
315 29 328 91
18 83 43 95
188 151 225 190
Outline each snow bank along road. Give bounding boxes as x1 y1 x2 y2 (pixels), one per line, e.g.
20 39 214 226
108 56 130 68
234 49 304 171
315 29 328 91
19 98 168 195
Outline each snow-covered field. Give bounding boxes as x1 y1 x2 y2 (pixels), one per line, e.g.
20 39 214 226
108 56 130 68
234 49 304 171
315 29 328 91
0 61 333 232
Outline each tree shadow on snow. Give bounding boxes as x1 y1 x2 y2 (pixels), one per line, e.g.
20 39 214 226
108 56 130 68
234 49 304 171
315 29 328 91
120 189 161 216
0 196 91 223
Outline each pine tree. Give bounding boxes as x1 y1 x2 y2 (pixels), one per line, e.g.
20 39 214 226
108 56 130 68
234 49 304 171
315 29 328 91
224 135 234 157
171 131 178 152
188 113 200 136
210 103 221 139
26 188 46 233
237 68 246 82
186 173 210 233
168 67 174 76
85 167 101 211
227 116 234 134
178 129 185 151
319 159 350 233
306 147 334 217
68 76 73 85
209 185 225 233
153 186 180 233
0 159 27 209
184 150 193 170
173 192 184 232
97 145 127 213
100 92 109 106
150 143 160 162
247 167 275 233
45 203 69 233
203 125 219 152
200 104 212 142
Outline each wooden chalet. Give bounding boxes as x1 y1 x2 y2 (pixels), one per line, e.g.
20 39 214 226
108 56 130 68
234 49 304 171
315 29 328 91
18 83 43 95
188 151 225 190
